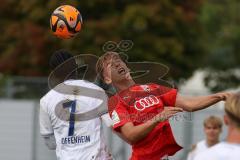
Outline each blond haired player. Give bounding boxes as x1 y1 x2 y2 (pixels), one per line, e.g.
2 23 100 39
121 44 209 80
187 115 223 160
194 93 240 160
96 51 230 160
40 50 113 160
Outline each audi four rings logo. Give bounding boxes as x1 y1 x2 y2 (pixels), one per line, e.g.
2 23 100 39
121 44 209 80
134 95 159 111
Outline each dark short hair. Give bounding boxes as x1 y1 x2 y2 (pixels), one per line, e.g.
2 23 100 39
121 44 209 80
48 49 78 87
49 49 74 69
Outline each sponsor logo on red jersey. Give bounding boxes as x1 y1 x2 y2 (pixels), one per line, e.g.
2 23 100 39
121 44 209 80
134 95 159 111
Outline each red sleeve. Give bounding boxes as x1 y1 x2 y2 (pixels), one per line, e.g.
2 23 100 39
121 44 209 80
160 88 178 106
108 97 131 132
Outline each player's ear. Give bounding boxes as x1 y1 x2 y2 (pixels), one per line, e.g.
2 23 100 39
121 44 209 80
102 68 112 84
224 114 229 126
104 76 112 84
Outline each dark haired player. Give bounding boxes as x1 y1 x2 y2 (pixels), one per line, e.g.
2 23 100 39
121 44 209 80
40 50 113 160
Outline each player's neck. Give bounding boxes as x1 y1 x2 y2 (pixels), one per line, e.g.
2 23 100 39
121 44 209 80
226 127 240 144
206 139 219 147
113 79 135 92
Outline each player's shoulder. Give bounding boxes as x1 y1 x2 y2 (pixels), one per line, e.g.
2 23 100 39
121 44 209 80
210 142 229 149
108 94 122 112
194 147 216 160
40 80 104 105
189 144 197 152
65 80 104 91
147 83 176 91
40 88 59 108
194 142 229 160
197 140 207 147
40 82 69 106
209 142 240 159
189 140 203 150
212 142 240 151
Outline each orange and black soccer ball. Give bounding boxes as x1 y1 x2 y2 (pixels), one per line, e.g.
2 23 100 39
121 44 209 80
50 5 82 39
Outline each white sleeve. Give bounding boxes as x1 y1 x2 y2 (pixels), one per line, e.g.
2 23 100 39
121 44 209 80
39 100 54 136
101 113 113 127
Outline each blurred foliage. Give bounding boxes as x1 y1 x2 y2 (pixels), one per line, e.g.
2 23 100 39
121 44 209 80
199 0 240 91
0 0 204 81
0 0 238 92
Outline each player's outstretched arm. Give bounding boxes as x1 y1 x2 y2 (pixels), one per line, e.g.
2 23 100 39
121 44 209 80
119 107 183 144
175 92 232 112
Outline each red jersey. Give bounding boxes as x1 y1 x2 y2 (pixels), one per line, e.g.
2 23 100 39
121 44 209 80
108 83 182 160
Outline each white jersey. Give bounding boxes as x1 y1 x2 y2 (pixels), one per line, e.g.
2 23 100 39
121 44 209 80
40 80 113 160
187 140 209 160
194 142 240 160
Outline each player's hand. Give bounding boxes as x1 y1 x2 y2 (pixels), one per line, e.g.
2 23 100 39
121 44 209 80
215 92 233 101
154 107 183 123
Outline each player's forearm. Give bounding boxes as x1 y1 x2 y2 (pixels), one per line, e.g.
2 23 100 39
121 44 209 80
42 135 57 150
176 94 223 112
120 120 159 144
130 120 159 142
120 107 182 144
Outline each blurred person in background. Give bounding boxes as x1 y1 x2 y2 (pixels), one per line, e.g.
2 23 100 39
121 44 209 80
194 93 240 160
39 50 113 160
187 115 223 160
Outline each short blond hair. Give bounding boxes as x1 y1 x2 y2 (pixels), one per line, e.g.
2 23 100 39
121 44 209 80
225 93 240 127
96 52 120 81
203 115 223 129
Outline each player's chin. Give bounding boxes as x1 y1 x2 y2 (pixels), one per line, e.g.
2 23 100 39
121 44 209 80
114 74 126 80
120 74 130 81
125 72 132 80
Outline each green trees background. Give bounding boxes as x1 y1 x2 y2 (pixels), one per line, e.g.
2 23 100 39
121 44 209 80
199 0 240 91
0 0 239 91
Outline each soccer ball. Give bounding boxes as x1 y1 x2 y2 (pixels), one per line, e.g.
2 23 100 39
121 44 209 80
50 5 82 39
